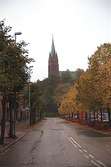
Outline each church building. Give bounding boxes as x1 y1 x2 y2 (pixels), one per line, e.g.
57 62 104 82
48 37 59 78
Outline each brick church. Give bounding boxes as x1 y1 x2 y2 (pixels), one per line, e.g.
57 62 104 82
48 37 59 78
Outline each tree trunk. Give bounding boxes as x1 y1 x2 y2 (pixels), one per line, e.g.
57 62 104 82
100 108 103 122
89 112 91 122
13 91 16 138
107 107 111 126
0 95 6 145
8 93 16 138
85 112 87 121
9 100 14 138
94 111 96 121
97 111 99 121
77 111 79 119
71 113 73 120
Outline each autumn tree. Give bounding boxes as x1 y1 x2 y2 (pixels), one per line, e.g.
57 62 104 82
88 43 111 122
59 43 111 125
59 85 78 119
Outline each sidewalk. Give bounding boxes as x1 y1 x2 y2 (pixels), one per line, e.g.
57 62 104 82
0 120 30 153
65 119 111 135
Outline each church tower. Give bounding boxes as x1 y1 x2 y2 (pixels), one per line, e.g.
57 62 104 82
48 37 59 78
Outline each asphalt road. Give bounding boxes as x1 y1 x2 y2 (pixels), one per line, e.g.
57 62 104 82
0 118 111 167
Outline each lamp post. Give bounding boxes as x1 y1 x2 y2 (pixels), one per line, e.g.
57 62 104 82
13 32 22 137
14 32 22 42
28 81 31 126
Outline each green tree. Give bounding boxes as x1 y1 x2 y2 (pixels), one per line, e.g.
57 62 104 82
0 20 33 144
61 70 72 83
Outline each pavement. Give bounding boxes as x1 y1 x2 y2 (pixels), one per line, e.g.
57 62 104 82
0 120 30 153
67 119 111 135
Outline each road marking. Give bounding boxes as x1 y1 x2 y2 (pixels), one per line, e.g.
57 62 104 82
68 137 107 167
68 138 77 148
83 149 87 153
70 137 82 148
89 154 94 159
79 149 83 153
84 154 89 159
91 160 101 167
96 160 107 167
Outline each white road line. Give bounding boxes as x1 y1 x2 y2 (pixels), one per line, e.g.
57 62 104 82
68 137 107 167
70 137 82 148
83 149 87 153
89 154 94 159
91 160 101 167
68 138 77 148
84 154 89 159
96 160 107 167
79 149 83 153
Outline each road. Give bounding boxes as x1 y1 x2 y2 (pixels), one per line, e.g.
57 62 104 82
0 117 111 167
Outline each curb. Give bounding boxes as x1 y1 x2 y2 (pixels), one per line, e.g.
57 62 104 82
0 130 29 154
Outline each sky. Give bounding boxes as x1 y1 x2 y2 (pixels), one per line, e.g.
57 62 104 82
0 0 111 81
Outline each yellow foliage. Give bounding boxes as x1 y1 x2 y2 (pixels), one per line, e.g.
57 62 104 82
59 43 111 115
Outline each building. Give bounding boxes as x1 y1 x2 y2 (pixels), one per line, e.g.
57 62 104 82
48 37 59 78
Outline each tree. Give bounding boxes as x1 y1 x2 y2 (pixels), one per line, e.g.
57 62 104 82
0 20 33 144
88 43 111 122
59 85 78 118
59 43 111 125
61 70 72 83
29 82 44 124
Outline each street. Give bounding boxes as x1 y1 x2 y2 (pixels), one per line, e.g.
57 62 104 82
0 118 111 167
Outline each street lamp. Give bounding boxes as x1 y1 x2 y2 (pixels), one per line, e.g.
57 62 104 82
14 32 22 42
13 31 22 137
28 81 31 126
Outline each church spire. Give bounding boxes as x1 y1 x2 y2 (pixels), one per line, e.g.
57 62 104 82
51 36 56 56
48 36 59 78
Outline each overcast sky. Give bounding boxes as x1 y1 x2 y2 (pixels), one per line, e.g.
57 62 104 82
0 0 111 81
